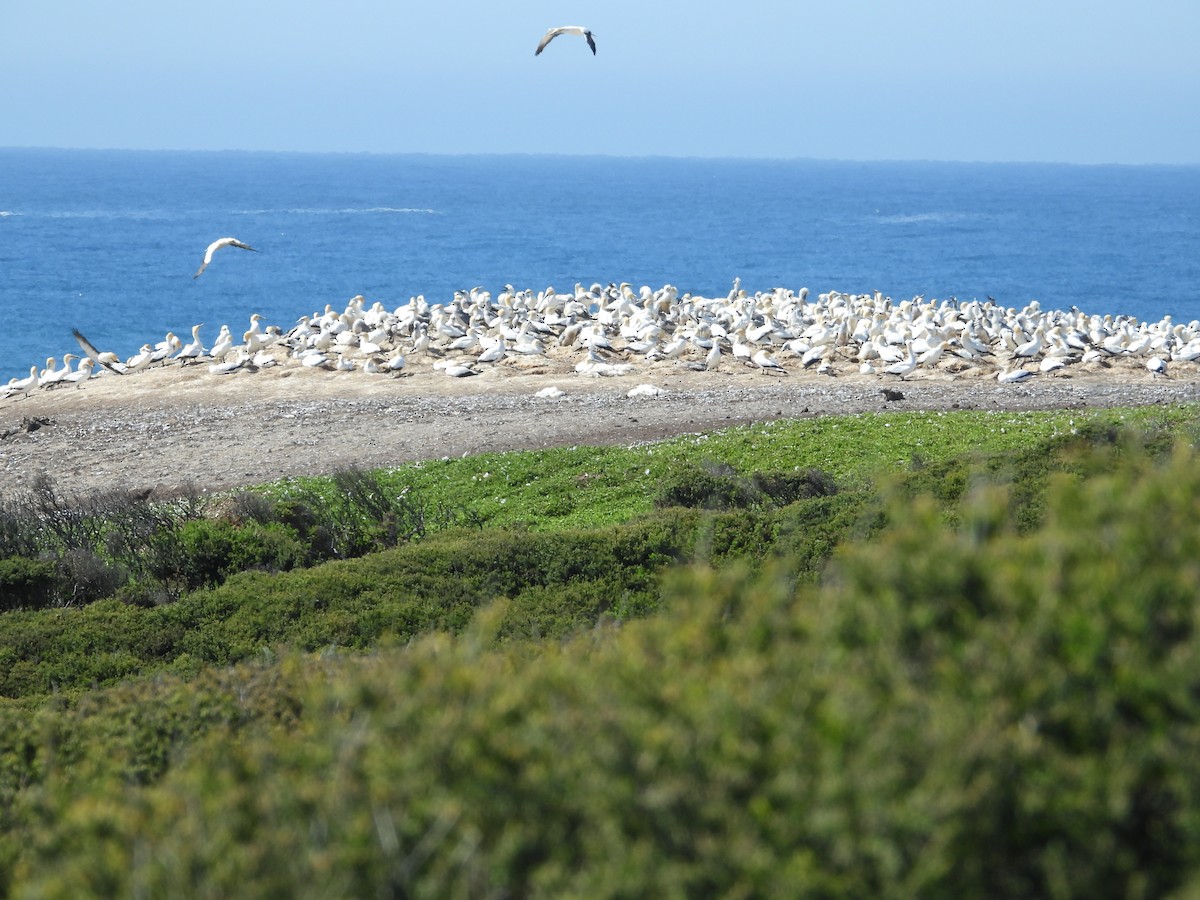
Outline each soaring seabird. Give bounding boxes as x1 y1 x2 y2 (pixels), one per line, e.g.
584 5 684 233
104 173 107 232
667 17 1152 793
193 237 258 278
535 25 596 56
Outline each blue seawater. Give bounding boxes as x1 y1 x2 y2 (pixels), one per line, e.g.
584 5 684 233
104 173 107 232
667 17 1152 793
1 148 1198 381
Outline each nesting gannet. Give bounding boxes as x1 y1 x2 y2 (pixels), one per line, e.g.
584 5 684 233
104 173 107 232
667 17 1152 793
883 345 918 379
300 350 332 369
996 368 1034 384
3 366 39 400
208 351 250 375
175 324 206 363
65 357 95 387
477 338 507 363
39 354 77 387
535 25 596 56
751 348 787 373
72 328 125 374
627 383 665 398
151 332 181 365
209 326 234 361
193 237 258 278
124 343 156 374
251 349 277 369
704 342 722 370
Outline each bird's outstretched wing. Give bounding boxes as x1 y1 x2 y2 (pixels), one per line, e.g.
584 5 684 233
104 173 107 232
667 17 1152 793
72 328 124 375
585 31 596 54
535 27 563 55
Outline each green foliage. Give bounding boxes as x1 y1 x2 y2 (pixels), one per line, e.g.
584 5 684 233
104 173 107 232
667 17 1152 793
6 444 1200 894
655 463 837 510
150 519 308 592
0 512 709 696
0 557 57 611
2 404 1195 609
656 463 761 509
1 405 1200 895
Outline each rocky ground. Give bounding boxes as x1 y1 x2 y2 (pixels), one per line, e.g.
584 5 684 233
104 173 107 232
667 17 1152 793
1 356 1197 499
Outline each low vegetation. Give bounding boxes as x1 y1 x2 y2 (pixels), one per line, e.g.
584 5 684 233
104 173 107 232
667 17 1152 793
0 403 1198 895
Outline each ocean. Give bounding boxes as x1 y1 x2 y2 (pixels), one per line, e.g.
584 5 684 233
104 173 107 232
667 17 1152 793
2 148 1198 383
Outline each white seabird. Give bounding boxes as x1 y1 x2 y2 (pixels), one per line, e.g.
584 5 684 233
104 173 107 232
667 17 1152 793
997 368 1034 384
3 366 39 400
175 324 207 363
535 25 596 56
65 357 95 387
193 237 258 278
72 328 125 375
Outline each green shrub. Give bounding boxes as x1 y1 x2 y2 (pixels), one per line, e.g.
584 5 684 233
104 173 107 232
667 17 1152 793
750 468 838 504
7 445 1200 894
656 465 760 509
149 519 307 593
657 465 839 512
0 557 58 611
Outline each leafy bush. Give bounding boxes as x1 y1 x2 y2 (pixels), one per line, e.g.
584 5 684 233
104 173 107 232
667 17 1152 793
6 444 1200 894
0 556 57 611
656 464 837 511
149 519 308 592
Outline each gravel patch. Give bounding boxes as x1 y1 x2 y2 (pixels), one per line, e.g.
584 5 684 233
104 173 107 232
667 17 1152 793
1 363 1196 497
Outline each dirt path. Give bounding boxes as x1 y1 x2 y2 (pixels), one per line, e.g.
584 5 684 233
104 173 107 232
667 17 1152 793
2 360 1197 498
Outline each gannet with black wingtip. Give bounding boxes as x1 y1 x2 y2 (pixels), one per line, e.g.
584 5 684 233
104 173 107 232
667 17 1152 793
43 353 80 387
209 325 234 361
38 355 71 387
752 348 787 373
3 365 40 400
175 324 206 363
997 368 1034 384
151 332 181 365
883 344 918 379
65 357 95 388
124 343 156 374
72 328 125 374
535 25 596 55
193 237 258 278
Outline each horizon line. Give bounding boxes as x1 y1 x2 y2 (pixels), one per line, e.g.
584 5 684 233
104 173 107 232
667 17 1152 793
2 145 1198 169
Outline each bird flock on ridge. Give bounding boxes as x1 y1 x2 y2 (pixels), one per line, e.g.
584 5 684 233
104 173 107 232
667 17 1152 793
3 22 1189 401
5 280 1193 401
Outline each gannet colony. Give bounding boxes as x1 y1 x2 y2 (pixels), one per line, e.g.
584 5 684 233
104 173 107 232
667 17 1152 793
4 283 1196 400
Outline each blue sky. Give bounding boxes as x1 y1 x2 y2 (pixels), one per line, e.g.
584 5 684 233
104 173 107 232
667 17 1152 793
1 0 1197 163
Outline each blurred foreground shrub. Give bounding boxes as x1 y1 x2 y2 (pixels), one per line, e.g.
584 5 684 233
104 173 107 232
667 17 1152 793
5 446 1200 895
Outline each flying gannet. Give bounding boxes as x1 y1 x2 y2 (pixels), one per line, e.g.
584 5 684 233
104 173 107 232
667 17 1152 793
193 237 258 278
72 328 125 375
535 25 596 56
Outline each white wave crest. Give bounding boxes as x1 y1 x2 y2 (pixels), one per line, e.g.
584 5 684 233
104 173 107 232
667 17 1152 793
234 207 440 216
874 211 978 225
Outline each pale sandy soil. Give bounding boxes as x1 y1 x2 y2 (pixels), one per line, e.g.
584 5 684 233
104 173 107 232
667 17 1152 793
1 351 1197 499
